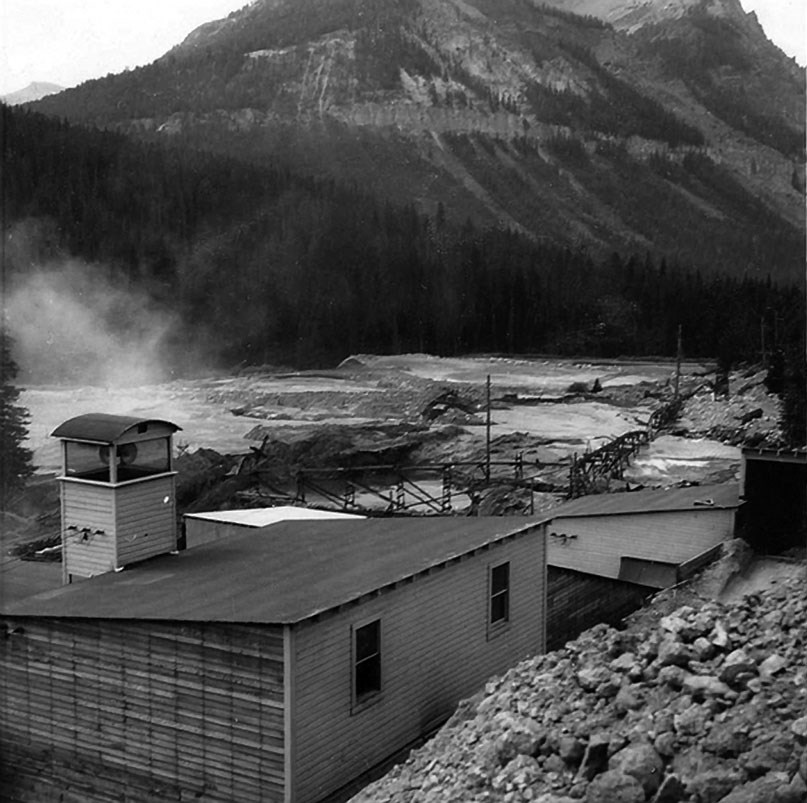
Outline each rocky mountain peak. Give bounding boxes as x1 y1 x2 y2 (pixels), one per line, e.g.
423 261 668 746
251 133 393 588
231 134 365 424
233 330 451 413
27 0 806 282
541 0 750 31
1 81 64 106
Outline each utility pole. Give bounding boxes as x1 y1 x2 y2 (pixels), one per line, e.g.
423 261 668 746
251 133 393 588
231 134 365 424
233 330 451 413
485 374 491 483
760 315 767 369
674 324 682 399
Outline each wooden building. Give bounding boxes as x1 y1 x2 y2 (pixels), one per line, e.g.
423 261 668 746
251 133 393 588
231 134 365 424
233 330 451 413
51 413 182 582
0 516 547 803
545 483 741 588
739 447 807 553
541 484 741 647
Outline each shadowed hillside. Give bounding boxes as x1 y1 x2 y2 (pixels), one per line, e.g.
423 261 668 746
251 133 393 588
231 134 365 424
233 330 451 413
28 0 805 281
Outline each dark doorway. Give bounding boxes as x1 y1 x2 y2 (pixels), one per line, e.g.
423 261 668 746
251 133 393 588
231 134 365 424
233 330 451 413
739 452 807 554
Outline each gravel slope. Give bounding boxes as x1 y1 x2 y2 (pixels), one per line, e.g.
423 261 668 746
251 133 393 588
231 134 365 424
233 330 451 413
351 546 807 803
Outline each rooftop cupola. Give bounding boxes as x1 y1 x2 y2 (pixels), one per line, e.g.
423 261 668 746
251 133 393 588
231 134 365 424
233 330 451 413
51 413 182 583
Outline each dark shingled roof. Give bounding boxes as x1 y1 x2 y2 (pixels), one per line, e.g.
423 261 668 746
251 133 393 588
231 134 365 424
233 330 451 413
547 483 741 520
51 413 181 444
4 517 546 624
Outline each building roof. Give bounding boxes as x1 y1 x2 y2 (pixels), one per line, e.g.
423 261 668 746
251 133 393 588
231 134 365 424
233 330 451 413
51 414 181 444
185 506 364 528
742 446 807 463
5 517 545 624
547 483 741 520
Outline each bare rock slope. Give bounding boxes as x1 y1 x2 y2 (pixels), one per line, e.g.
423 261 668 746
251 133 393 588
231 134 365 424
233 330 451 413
351 550 807 803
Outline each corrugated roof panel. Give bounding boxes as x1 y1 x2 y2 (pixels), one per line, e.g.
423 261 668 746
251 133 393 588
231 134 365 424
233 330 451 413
548 483 740 520
51 414 181 444
5 517 546 624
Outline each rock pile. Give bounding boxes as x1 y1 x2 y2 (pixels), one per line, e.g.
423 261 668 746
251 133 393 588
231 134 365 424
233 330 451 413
351 570 807 803
677 368 782 446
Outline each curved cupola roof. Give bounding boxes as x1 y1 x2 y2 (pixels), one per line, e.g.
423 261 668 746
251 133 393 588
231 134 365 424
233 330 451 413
51 413 181 445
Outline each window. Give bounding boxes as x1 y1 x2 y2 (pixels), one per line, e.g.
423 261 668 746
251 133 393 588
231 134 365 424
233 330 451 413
64 438 171 483
115 438 170 481
65 441 110 481
353 619 381 708
489 561 510 626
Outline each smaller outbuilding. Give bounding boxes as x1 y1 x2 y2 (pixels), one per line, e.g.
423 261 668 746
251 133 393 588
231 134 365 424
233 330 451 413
545 483 741 588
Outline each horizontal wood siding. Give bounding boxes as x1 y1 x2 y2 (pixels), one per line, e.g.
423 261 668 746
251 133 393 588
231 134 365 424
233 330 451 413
546 567 651 650
291 531 546 802
62 482 116 578
548 510 735 580
0 618 286 802
116 476 177 565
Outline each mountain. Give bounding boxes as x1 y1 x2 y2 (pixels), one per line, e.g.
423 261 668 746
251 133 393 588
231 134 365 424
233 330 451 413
6 102 802 369
2 81 64 105
26 0 807 281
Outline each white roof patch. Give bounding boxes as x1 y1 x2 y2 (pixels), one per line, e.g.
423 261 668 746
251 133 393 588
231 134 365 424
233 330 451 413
185 506 365 528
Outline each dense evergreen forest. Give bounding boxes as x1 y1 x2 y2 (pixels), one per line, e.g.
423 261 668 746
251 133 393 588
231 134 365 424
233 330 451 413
2 104 804 381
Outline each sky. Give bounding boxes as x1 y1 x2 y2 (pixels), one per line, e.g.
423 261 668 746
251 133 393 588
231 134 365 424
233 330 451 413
0 0 805 96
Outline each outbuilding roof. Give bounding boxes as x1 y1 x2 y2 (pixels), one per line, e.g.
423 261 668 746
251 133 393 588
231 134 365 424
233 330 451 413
5 516 546 624
51 414 181 444
547 483 740 520
742 447 807 463
185 506 364 528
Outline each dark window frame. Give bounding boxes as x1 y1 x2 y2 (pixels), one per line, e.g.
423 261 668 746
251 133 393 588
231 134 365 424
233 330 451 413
351 618 382 713
488 560 511 639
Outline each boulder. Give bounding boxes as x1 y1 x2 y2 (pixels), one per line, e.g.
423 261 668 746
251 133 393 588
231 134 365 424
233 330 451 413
651 773 686 803
614 684 645 714
674 703 710 738
682 673 732 700
686 767 744 803
609 742 665 796
558 736 586 767
702 722 752 758
493 712 545 762
577 734 610 781
658 637 695 668
577 666 610 693
741 735 798 777
585 770 645 803
714 773 805 803
758 654 787 678
792 717 807 745
718 649 758 687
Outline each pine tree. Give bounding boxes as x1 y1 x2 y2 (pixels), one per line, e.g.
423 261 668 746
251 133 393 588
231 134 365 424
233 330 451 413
0 330 35 509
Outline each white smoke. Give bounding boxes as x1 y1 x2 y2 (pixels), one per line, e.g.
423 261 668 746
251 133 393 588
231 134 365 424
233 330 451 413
5 259 180 387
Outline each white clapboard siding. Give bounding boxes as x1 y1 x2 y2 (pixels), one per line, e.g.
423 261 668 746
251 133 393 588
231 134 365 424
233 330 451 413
62 482 117 577
0 619 286 803
289 532 546 803
547 509 735 580
115 476 177 565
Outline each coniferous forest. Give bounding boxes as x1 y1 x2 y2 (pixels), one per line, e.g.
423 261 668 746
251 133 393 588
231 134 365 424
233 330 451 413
3 104 804 377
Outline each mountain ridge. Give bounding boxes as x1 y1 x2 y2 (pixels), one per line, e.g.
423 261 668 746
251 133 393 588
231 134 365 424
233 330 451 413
1 81 64 105
26 0 807 281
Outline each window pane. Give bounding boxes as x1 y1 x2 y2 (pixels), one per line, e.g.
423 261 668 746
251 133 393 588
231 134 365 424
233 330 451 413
65 442 110 481
491 563 509 594
491 592 509 623
116 438 170 481
355 620 380 662
355 655 381 698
